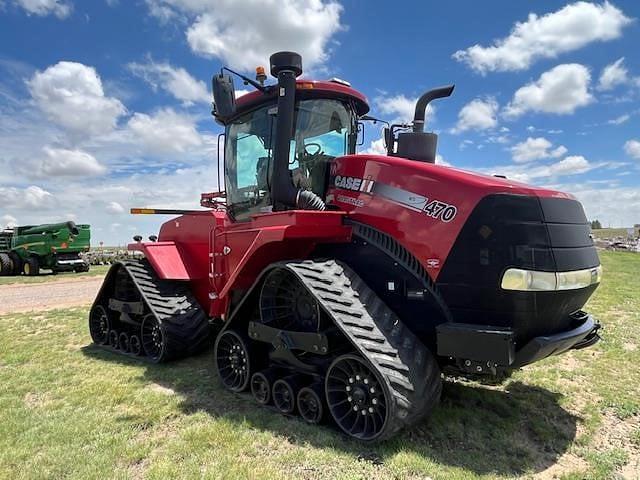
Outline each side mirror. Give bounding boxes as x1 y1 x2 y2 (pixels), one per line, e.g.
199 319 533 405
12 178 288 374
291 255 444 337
356 122 365 146
212 72 236 119
382 127 390 148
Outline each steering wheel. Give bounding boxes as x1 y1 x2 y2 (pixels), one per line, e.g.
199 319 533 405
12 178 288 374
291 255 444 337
304 142 322 156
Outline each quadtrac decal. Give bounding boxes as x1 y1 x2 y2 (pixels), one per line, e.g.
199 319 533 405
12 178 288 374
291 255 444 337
332 175 457 223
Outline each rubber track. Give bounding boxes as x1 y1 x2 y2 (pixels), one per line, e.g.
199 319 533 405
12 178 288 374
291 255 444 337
97 259 211 362
283 259 442 440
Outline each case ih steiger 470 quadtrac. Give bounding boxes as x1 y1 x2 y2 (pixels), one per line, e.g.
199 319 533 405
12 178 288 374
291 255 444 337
89 52 602 441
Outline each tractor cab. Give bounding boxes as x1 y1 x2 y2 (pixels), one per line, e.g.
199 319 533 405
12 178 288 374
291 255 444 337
224 92 356 220
212 53 369 220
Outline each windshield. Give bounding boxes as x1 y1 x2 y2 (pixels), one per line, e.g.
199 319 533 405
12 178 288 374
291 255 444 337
225 99 355 220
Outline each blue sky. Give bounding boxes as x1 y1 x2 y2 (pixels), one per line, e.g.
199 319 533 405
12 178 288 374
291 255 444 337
0 0 639 245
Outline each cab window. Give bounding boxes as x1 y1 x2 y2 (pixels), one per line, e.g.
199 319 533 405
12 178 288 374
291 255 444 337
225 105 275 220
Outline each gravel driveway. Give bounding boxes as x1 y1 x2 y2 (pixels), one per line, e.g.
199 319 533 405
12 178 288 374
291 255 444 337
0 277 104 315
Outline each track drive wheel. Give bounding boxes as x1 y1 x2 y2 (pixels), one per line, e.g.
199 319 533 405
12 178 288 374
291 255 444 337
215 330 251 392
260 268 321 332
326 354 389 441
89 304 110 345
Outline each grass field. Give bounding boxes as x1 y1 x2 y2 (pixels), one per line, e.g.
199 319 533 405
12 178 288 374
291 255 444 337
0 265 110 286
0 251 638 479
591 228 633 240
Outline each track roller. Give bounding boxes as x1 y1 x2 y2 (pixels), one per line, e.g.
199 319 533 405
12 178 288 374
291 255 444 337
297 383 324 424
215 330 251 392
89 305 110 345
129 335 142 356
108 330 119 349
273 376 300 414
251 370 276 405
118 332 130 353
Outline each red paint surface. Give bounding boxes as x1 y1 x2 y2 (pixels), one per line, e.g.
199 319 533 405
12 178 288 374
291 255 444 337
129 242 190 280
328 154 573 281
235 80 369 115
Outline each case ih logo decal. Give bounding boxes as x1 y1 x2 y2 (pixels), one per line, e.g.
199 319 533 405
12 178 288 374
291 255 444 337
426 258 440 269
333 176 458 223
333 175 375 193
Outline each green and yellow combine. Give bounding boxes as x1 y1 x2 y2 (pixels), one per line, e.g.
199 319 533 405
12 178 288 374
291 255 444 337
0 222 91 276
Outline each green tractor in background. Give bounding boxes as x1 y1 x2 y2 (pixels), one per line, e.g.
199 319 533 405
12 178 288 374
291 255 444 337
0 222 91 276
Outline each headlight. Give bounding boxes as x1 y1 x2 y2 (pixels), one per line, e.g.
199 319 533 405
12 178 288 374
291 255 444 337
501 265 602 291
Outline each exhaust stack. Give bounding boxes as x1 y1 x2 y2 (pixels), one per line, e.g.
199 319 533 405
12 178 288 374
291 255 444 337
394 85 455 164
269 51 325 211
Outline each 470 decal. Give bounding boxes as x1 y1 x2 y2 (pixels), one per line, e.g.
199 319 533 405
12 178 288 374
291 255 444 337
422 200 457 222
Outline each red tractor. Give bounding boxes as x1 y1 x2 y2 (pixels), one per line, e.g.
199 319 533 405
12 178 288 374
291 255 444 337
89 52 602 441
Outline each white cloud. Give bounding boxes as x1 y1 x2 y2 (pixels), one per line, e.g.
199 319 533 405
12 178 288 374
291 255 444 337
597 57 629 91
563 185 640 227
235 89 251 99
435 154 450 166
14 0 72 18
624 139 640 159
129 59 209 105
27 61 126 137
146 0 343 72
607 114 630 125
453 2 631 74
504 64 593 118
453 97 498 133
20 147 107 178
127 108 203 154
549 155 591 176
510 137 567 163
1 214 18 229
362 137 386 155
374 94 432 125
105 201 125 214
0 185 55 210
144 0 177 23
483 155 593 184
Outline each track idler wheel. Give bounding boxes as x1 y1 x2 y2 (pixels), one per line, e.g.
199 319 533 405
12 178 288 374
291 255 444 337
141 314 165 363
129 335 143 356
297 383 325 424
273 376 300 414
326 354 389 441
118 332 130 353
215 330 251 392
108 330 119 349
89 305 110 345
251 370 276 405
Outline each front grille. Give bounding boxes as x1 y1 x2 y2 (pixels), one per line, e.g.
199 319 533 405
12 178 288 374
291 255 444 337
437 194 600 343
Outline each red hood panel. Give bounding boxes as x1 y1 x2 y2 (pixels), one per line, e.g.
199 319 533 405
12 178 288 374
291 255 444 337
328 154 575 281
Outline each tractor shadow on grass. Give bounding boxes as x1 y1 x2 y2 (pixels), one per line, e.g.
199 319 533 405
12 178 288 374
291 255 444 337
82 346 578 477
